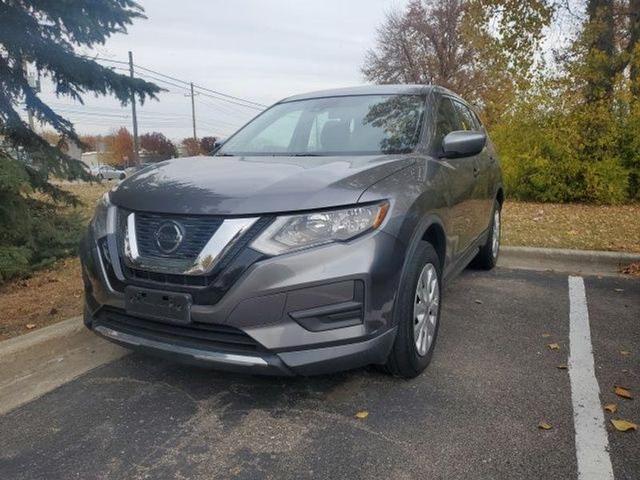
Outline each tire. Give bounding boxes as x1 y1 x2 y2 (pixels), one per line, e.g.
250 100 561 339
384 241 442 378
473 200 501 270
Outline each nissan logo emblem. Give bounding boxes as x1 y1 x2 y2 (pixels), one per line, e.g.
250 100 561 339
155 221 184 254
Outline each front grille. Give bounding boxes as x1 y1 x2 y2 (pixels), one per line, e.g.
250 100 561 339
95 308 263 354
108 209 272 302
135 212 224 260
125 267 213 287
113 213 272 293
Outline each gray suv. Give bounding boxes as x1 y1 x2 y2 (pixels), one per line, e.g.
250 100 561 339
80 85 503 378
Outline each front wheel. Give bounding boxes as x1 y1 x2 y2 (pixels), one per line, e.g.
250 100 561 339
384 242 442 378
473 201 501 270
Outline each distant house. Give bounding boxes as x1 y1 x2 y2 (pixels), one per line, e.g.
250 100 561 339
61 139 82 161
81 151 110 167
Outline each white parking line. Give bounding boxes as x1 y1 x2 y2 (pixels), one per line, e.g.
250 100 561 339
568 276 614 480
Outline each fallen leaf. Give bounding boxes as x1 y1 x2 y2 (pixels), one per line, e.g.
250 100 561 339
620 351 631 356
614 386 633 400
547 343 560 350
556 364 568 370
538 421 553 430
610 419 637 432
604 403 617 413
474 299 483 304
542 333 551 338
355 411 369 420
25 324 36 330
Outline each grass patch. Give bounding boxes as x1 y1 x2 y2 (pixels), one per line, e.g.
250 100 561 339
502 201 640 253
48 181 112 222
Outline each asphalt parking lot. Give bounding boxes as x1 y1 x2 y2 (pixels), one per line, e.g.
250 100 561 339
0 267 637 480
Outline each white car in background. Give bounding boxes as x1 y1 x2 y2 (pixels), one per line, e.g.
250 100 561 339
90 164 126 181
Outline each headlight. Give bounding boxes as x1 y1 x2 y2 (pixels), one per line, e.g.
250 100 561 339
251 201 389 256
90 193 116 239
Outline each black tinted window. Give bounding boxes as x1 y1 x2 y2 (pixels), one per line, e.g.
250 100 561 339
454 101 479 131
433 97 461 152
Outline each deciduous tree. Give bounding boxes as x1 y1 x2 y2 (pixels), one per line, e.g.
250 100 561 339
140 132 177 160
181 137 203 156
199 136 218 154
362 0 554 124
107 127 134 166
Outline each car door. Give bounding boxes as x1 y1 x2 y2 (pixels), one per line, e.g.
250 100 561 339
432 96 478 256
453 100 493 237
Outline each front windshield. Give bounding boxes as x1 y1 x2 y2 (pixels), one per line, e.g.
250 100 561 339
219 94 426 156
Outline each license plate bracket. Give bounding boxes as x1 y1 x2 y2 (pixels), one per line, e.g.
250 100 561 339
125 286 192 325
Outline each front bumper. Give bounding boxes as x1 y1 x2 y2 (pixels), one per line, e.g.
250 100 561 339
80 226 407 375
86 307 397 375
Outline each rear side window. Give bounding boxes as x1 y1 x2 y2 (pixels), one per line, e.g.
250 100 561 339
453 101 479 131
433 97 461 152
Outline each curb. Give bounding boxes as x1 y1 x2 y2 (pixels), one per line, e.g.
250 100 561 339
499 246 640 276
0 316 127 415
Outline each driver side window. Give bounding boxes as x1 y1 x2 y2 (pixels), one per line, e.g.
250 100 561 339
433 97 461 153
454 101 479 131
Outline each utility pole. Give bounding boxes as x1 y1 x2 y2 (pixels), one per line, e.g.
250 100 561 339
128 51 140 166
189 82 197 141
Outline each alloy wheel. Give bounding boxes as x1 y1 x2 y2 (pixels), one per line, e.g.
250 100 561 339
413 263 439 356
491 209 501 259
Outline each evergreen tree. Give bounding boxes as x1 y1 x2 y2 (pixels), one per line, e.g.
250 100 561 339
0 0 161 281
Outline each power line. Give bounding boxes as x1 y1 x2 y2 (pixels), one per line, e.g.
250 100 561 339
79 55 129 65
82 53 267 109
51 101 247 127
132 70 262 111
192 84 267 108
131 63 268 108
73 52 265 136
134 70 191 93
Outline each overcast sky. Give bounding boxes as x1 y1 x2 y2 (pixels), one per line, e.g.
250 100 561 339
34 0 408 140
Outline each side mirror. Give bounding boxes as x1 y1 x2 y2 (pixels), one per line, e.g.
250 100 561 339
211 139 226 154
441 131 486 158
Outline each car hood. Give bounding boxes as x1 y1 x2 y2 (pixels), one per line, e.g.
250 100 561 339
110 155 414 215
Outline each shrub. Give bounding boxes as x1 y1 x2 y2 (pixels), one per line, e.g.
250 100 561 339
0 157 85 284
491 96 639 204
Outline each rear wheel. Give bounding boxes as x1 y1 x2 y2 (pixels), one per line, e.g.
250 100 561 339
473 200 501 270
385 242 442 378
